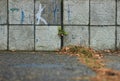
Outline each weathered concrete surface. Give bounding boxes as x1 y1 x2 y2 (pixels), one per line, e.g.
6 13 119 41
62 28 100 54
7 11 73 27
35 26 61 51
9 26 34 50
64 0 89 25
0 0 119 51
64 26 89 47
9 0 34 24
35 0 61 25
0 52 96 81
90 0 115 25
117 27 120 49
0 0 7 24
117 1 120 25
90 26 115 50
0 25 7 50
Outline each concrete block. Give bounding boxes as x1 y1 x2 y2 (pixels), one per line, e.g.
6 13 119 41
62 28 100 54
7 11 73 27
64 26 89 47
35 0 61 25
117 1 120 25
0 25 7 50
35 26 61 51
9 26 34 50
64 0 89 25
117 27 120 49
9 0 34 24
90 0 115 25
0 0 7 24
90 26 115 50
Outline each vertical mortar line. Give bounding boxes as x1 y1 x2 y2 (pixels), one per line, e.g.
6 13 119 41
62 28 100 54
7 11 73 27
7 0 9 50
61 0 64 49
34 0 36 51
115 0 118 50
88 0 91 48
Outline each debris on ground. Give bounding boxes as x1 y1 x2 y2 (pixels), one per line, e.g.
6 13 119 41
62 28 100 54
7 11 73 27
59 45 120 81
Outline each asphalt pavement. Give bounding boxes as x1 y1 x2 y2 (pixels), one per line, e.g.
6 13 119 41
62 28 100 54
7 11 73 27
0 52 96 81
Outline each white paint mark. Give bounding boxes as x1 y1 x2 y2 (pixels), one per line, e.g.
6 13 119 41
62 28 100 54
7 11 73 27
36 3 48 24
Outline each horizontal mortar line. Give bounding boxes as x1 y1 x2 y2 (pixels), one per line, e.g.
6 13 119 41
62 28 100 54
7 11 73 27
63 25 117 26
90 25 115 26
35 24 62 26
8 24 34 26
64 24 89 26
8 24 62 26
0 24 8 25
9 24 61 26
116 25 120 26
0 24 120 27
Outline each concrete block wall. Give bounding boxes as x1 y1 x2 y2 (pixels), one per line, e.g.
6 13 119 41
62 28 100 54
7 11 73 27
64 0 119 50
0 0 119 51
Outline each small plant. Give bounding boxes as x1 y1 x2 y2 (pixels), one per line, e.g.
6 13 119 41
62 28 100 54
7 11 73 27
58 26 68 36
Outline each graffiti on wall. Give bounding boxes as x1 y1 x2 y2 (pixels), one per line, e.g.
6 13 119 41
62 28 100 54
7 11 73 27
0 0 61 25
9 0 34 24
35 0 61 24
21 9 25 24
36 3 48 25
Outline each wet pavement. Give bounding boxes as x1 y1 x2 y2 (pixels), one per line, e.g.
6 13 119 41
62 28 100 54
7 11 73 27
0 52 96 81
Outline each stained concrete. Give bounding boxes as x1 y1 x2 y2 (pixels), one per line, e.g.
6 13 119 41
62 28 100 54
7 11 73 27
117 27 120 49
90 0 115 25
0 0 7 24
0 0 119 51
35 26 61 51
117 1 120 25
90 26 115 50
35 0 61 25
64 0 89 25
64 26 89 47
0 25 7 50
9 0 34 24
9 26 34 50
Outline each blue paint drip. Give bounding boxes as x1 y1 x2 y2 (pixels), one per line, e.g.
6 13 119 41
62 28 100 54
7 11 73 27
68 4 71 23
53 4 57 23
21 10 25 24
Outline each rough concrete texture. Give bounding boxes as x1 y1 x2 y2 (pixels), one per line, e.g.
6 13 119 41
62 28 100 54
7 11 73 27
0 0 7 24
90 0 115 25
104 54 120 71
117 27 120 49
0 0 119 51
117 1 120 25
9 26 34 50
35 26 61 51
0 25 7 50
35 0 61 25
64 26 89 47
64 0 89 25
9 0 34 24
90 26 115 50
0 52 96 81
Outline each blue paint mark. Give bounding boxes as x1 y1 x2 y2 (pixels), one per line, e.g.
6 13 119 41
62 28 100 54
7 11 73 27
36 39 38 42
53 4 57 23
21 10 25 24
68 4 71 23
52 0 60 24
10 8 19 12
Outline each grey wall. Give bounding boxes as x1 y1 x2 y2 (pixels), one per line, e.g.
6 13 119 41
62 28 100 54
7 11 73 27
0 0 119 51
